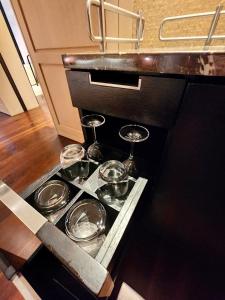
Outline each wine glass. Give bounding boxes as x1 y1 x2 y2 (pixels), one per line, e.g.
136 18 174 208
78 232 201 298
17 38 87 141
80 114 105 161
119 124 150 176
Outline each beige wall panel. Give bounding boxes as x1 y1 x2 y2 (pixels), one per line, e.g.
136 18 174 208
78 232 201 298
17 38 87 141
18 0 98 50
133 0 225 49
0 12 38 110
105 0 119 51
40 64 84 142
0 97 9 115
101 0 133 52
0 65 24 116
118 0 133 51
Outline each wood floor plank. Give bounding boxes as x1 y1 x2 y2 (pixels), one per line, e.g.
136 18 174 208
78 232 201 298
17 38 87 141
0 273 23 300
0 102 74 193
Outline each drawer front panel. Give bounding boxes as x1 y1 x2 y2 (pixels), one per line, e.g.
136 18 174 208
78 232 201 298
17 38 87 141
66 70 186 128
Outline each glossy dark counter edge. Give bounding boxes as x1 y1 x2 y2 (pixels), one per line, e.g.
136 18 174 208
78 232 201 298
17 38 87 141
62 52 225 76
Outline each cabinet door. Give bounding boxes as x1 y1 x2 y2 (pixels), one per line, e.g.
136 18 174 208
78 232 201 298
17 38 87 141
11 0 137 139
152 83 225 256
11 0 101 142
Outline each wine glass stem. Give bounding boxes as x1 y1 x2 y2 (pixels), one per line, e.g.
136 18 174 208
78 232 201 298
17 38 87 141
129 142 135 160
93 127 97 143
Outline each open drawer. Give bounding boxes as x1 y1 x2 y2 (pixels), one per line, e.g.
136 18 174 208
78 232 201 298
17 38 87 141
56 165 148 268
0 163 147 298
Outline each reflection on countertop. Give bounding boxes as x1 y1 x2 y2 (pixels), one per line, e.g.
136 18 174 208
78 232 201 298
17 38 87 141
63 48 225 77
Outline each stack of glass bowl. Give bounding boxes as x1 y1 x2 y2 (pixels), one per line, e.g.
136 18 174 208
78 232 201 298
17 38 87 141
34 180 70 215
65 199 106 257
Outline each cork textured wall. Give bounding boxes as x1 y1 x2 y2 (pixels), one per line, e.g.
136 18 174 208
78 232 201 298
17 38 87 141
133 0 225 49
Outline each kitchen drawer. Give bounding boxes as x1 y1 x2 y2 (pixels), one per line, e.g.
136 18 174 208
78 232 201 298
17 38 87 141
1 161 147 298
66 70 186 128
36 166 147 296
28 164 147 268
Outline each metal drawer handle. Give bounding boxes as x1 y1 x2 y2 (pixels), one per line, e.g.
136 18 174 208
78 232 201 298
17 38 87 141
89 74 142 90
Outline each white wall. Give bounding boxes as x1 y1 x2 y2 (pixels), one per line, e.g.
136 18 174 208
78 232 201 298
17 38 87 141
0 10 39 111
0 96 10 115
1 0 29 63
0 64 24 116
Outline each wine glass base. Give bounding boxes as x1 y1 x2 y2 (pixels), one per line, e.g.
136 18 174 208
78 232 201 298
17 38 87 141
87 143 103 162
123 158 137 177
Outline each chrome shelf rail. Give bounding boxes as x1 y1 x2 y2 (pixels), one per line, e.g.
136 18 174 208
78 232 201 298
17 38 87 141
87 0 145 51
159 4 224 46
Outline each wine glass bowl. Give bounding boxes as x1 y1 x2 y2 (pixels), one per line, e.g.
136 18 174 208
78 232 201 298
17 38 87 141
74 160 90 184
86 143 103 162
80 114 105 128
119 124 149 143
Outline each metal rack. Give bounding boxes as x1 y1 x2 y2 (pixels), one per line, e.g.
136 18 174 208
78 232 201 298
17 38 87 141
86 0 144 51
159 4 225 46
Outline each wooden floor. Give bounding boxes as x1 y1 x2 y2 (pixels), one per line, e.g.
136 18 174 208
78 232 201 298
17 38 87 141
0 100 74 300
0 273 23 300
0 99 73 193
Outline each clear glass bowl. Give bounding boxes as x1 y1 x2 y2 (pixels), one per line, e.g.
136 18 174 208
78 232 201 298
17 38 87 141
34 180 69 214
99 160 127 183
65 199 106 242
96 181 129 203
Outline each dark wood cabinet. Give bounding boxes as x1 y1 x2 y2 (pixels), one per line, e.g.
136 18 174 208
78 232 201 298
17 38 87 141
64 59 225 298
151 82 225 255
66 70 186 128
111 82 225 300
